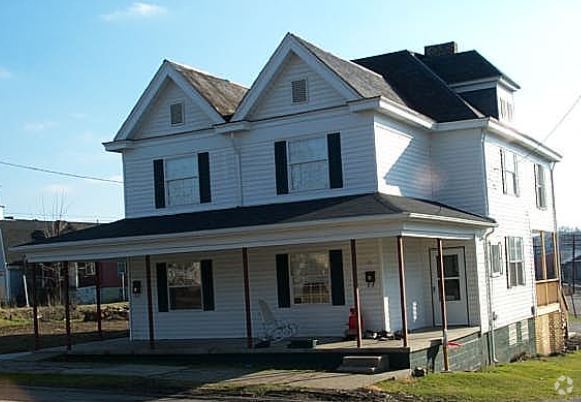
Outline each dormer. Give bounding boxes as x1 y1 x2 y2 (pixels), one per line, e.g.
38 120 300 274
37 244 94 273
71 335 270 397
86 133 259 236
421 42 520 125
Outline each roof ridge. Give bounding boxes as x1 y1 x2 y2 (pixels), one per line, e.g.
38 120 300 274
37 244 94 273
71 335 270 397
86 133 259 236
165 59 248 90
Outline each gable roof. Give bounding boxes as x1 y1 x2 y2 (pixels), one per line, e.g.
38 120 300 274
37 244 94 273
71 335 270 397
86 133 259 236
419 50 520 88
353 51 482 122
17 193 494 248
168 61 248 119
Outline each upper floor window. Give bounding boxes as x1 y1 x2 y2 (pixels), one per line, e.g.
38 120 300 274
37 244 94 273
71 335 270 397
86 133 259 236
489 242 503 276
290 252 330 304
499 98 513 121
291 79 308 103
288 137 328 192
170 102 184 125
534 164 547 209
501 149 519 196
506 236 525 288
165 156 198 206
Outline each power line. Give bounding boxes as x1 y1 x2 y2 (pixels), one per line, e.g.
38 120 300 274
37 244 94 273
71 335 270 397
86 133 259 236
0 159 123 184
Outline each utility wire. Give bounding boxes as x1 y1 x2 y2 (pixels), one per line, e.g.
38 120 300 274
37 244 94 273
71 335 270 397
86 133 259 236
0 159 123 184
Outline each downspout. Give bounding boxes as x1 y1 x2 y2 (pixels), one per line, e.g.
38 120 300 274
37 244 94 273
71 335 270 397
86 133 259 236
481 128 498 363
229 133 244 206
483 227 498 364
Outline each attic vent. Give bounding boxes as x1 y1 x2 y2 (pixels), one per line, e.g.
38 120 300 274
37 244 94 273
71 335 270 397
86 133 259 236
291 79 308 103
170 102 184 125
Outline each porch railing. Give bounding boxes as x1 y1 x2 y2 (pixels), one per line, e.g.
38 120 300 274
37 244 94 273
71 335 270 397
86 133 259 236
536 279 560 307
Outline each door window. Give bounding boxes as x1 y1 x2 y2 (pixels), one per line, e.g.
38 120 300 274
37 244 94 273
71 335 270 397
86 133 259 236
436 255 461 301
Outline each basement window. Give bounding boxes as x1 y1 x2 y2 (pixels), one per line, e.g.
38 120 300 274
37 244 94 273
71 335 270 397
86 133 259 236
291 79 308 103
170 102 184 125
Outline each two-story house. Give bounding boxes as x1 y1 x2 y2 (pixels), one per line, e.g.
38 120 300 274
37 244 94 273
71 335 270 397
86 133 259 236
15 34 563 371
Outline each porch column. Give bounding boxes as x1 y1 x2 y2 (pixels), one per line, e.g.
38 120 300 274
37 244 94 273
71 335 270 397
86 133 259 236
396 236 409 348
437 239 450 371
242 248 253 349
29 260 40 351
350 239 362 348
95 261 103 339
63 261 72 351
145 255 155 350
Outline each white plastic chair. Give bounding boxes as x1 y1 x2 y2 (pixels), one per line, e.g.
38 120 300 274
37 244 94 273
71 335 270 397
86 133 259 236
258 299 298 342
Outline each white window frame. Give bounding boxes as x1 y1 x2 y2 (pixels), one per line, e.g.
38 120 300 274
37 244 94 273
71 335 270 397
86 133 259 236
506 236 525 288
489 242 503 277
164 154 199 207
170 102 185 126
534 163 547 209
289 252 331 305
166 261 202 311
290 77 309 104
287 136 329 192
501 149 519 196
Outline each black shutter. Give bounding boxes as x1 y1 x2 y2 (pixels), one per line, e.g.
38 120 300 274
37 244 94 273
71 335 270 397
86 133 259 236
329 249 345 305
201 259 214 311
153 159 166 209
274 141 289 194
156 263 168 312
327 133 343 189
198 152 212 203
276 254 291 308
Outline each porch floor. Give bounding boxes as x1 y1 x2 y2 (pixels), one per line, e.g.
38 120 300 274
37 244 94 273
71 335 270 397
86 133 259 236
64 326 479 355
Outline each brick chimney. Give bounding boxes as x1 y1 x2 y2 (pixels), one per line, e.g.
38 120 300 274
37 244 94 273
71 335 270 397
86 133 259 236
424 42 458 57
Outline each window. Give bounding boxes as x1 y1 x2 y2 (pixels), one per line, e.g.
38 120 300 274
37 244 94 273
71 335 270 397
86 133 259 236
436 255 461 301
501 149 519 196
290 252 330 304
507 237 525 287
167 261 202 310
489 242 503 276
170 102 184 125
291 79 308 103
533 231 558 281
500 98 513 121
165 156 198 206
535 164 547 209
288 137 328 191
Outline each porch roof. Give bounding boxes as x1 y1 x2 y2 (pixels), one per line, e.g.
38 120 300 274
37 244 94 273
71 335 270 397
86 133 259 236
17 193 494 249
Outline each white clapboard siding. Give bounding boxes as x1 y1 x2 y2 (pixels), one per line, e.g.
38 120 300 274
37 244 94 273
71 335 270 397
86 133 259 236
484 134 556 328
241 108 377 206
122 132 240 218
127 239 386 340
431 128 487 216
374 117 432 199
135 80 214 139
249 52 346 120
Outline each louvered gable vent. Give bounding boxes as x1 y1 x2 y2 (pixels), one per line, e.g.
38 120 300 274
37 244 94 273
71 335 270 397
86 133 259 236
291 79 308 103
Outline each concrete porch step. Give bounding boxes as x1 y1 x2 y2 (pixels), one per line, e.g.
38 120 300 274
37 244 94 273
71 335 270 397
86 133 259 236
336 355 389 374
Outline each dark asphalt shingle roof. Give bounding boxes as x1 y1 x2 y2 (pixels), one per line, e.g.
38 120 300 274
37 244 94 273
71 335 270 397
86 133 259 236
168 61 248 119
353 51 482 122
419 50 520 88
21 193 494 247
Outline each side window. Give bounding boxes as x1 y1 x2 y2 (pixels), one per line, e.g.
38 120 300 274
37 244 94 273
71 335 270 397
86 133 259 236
489 242 503 276
506 236 525 287
534 164 547 209
501 149 519 196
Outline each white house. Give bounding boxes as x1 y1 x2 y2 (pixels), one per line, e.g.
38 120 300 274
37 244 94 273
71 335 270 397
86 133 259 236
15 35 564 371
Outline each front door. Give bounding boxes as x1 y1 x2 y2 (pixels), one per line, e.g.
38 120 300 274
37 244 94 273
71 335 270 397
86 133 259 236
430 247 469 326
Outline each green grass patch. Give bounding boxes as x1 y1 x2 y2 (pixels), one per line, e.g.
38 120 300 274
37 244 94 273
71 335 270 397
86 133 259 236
378 352 581 401
0 318 30 328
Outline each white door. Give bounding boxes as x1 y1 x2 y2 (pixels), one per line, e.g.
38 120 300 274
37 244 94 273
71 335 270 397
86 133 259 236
430 247 469 326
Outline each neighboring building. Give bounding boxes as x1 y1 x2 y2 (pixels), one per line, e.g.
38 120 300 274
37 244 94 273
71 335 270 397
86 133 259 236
0 217 125 305
15 34 564 369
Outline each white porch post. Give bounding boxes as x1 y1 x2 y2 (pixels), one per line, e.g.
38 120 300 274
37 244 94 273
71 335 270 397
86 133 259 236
437 238 450 371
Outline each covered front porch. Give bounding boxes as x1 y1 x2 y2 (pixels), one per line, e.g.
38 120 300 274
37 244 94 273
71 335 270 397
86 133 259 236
15 193 495 371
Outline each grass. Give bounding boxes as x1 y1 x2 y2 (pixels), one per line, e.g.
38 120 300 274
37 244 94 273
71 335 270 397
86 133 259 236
377 352 581 402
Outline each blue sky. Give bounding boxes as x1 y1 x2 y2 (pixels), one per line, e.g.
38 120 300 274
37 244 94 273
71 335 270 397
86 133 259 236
1 1 580 225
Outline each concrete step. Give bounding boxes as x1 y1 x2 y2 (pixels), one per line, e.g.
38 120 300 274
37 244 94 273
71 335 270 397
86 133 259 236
336 355 389 374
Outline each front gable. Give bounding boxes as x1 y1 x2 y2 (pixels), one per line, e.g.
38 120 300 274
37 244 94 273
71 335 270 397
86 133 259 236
134 79 215 139
233 33 361 122
248 52 347 120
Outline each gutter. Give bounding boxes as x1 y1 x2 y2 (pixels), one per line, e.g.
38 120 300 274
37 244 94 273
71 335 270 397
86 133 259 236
483 226 498 363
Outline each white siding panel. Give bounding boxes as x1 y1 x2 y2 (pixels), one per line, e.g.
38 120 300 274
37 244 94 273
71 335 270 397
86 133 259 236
374 117 432 199
431 128 487 216
249 53 346 120
136 80 214 139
